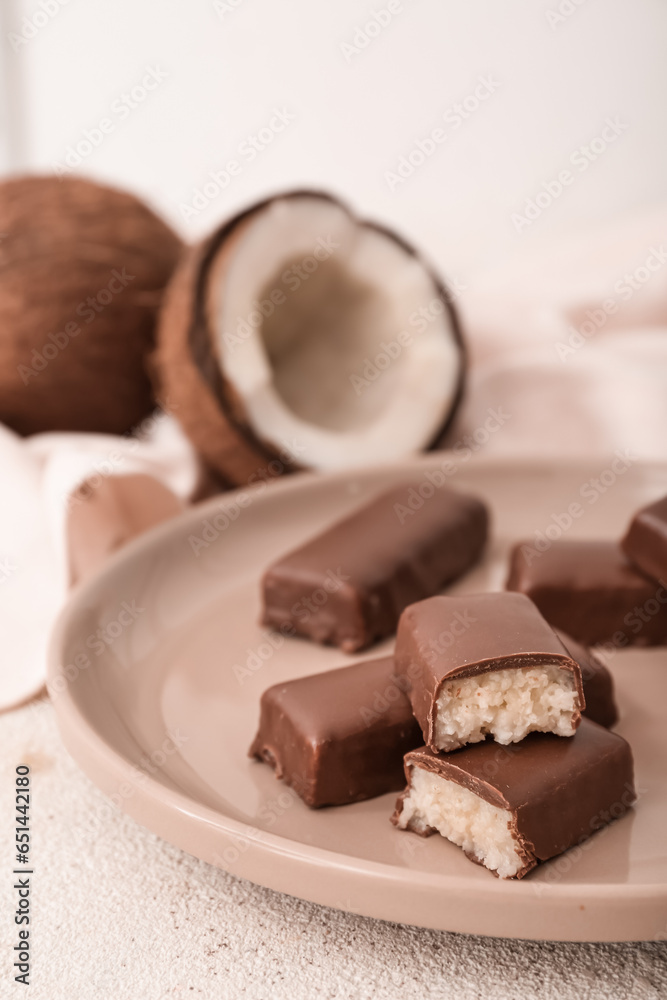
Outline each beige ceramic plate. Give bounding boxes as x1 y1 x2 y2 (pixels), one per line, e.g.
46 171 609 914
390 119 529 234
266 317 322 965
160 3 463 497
48 457 667 941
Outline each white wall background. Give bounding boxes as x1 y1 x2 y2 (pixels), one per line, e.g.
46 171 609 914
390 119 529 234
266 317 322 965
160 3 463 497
1 0 667 280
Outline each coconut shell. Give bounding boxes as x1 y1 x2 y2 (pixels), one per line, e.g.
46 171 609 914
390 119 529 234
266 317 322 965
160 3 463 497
0 175 183 435
154 191 466 487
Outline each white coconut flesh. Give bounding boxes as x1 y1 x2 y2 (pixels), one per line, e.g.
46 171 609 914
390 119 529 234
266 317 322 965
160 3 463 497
210 195 462 470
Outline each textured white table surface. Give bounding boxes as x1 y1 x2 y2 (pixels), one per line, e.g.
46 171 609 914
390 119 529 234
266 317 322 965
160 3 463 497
1 698 665 1000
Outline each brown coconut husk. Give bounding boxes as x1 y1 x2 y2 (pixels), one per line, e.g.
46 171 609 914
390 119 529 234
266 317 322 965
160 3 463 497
0 175 183 435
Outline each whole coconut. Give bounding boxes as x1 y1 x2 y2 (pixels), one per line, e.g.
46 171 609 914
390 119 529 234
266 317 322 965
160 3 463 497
0 175 182 435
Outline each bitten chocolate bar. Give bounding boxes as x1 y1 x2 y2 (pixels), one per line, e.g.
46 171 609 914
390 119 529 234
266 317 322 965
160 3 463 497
622 494 667 584
249 656 421 807
555 629 618 729
395 592 584 752
506 539 667 647
392 719 635 879
261 482 488 653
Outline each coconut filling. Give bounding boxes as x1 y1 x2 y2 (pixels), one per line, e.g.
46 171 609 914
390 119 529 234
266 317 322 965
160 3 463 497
397 766 526 879
213 195 461 470
434 664 579 751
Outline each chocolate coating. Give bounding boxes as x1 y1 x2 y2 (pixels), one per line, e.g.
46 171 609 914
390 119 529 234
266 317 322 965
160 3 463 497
555 629 618 729
249 656 422 808
395 592 584 750
506 539 667 647
621 495 667 584
392 719 635 878
262 483 488 653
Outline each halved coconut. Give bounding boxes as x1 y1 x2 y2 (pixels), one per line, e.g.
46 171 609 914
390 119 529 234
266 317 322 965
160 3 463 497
155 191 465 486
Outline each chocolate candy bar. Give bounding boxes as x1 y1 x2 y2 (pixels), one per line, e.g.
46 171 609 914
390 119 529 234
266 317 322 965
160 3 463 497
506 539 667 647
261 482 488 653
395 593 584 751
621 494 667 583
392 719 635 879
249 656 421 807
555 629 618 729
395 592 584 752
